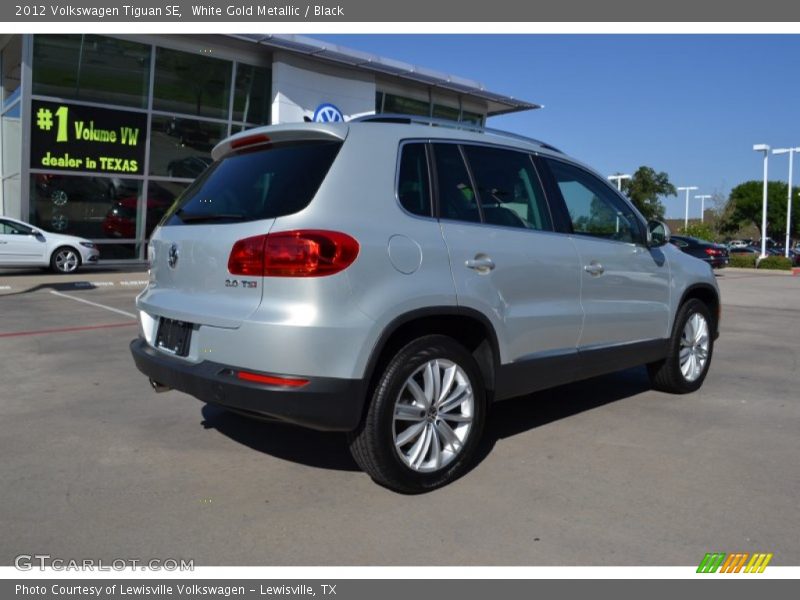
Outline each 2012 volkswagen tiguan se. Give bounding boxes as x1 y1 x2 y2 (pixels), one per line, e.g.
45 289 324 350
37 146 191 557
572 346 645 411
131 115 720 493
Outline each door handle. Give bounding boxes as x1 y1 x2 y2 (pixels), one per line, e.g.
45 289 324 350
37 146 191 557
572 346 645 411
465 255 495 273
584 262 604 276
0 241 7 245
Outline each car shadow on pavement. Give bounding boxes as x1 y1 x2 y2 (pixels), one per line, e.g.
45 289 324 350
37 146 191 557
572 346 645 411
199 366 653 477
199 404 360 471
471 366 652 472
0 281 121 297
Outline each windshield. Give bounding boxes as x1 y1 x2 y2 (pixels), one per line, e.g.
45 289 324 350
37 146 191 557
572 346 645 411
163 140 342 225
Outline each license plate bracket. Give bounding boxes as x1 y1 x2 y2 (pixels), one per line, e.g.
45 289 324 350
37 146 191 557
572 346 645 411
155 318 193 357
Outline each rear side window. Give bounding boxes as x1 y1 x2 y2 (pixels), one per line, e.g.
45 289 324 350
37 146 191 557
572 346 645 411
433 144 480 223
397 143 432 217
462 145 552 231
165 140 341 225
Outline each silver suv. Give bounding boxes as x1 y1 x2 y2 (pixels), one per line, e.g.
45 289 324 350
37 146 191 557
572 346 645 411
131 116 720 493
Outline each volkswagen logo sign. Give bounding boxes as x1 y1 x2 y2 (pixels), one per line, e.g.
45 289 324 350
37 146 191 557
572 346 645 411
313 103 344 123
167 243 179 269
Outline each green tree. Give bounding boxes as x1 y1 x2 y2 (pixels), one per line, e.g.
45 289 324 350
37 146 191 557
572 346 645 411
619 166 677 220
680 222 717 242
721 181 799 241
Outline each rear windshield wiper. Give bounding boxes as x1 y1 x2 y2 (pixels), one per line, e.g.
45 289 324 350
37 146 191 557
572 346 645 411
175 210 247 223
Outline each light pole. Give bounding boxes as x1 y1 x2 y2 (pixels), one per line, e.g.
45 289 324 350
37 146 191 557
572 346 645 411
772 147 800 258
753 144 771 258
608 174 632 191
677 186 698 229
695 195 712 222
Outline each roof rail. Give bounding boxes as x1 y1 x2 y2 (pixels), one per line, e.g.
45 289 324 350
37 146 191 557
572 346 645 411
351 113 562 154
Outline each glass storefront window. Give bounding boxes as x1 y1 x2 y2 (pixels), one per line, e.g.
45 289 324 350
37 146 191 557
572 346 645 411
2 36 21 110
145 181 187 237
433 104 460 121
233 64 271 124
462 111 483 125
30 174 141 239
149 115 225 177
383 93 430 117
32 35 151 109
153 47 232 120
96 243 139 260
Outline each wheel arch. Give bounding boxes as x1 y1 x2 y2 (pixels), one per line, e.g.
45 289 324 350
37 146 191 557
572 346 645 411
362 307 501 404
677 283 720 337
50 244 83 270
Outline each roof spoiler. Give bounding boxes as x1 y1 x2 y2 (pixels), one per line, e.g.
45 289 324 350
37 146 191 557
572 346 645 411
211 123 348 161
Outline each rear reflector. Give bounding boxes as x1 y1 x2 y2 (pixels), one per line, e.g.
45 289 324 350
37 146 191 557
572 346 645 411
228 230 359 277
236 371 309 387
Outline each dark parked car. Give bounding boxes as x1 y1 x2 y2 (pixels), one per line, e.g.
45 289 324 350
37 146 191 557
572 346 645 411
670 235 729 269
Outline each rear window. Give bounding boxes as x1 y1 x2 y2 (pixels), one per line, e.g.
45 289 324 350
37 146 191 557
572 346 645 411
163 140 342 225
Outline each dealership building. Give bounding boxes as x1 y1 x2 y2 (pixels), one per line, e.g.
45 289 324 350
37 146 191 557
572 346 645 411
0 34 536 261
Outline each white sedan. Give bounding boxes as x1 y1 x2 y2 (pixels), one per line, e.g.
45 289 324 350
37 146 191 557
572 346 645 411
0 216 100 274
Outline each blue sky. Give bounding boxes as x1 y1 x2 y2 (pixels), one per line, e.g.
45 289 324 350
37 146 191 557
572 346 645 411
317 35 800 218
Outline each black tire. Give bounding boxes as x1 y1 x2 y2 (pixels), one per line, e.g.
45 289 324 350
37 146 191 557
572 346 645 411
348 335 486 494
50 246 81 274
648 298 714 394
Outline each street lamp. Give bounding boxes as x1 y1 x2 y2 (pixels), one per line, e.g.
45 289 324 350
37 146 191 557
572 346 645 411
608 174 632 191
772 147 800 258
695 195 712 222
677 186 698 229
753 144 771 258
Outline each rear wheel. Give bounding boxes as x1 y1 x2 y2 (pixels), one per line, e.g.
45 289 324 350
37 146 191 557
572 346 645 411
348 335 486 493
648 298 714 393
50 246 81 274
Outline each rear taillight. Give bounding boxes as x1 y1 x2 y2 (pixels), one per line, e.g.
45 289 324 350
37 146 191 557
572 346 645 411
228 230 359 277
705 248 722 256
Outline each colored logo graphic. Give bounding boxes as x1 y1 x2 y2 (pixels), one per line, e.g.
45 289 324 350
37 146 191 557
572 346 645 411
313 103 344 123
696 552 773 573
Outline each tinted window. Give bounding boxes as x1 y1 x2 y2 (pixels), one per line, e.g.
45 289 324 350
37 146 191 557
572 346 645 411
33 35 151 109
546 159 640 243
233 64 271 124
0 219 31 235
153 47 231 119
397 144 431 217
463 146 552 231
165 141 341 225
433 144 480 223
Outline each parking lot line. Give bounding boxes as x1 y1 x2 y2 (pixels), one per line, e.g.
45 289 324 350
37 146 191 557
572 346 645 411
0 321 136 338
49 290 137 319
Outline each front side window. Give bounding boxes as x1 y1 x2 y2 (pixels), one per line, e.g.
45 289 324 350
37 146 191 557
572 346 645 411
0 219 31 235
462 145 552 231
432 143 480 223
397 144 431 217
545 159 641 243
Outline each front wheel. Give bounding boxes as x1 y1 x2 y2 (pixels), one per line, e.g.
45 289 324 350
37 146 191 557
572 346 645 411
648 298 714 393
50 246 81 274
348 335 486 493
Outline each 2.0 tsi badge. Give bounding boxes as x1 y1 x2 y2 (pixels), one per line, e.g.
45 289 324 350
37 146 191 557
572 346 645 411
167 243 179 268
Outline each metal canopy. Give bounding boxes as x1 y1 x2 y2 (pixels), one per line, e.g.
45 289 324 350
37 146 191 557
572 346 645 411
229 34 541 116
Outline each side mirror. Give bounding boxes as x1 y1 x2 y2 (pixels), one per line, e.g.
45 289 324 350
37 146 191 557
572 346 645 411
647 220 671 248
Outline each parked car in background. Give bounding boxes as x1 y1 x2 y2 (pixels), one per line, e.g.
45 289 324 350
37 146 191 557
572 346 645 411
727 239 749 250
728 246 759 256
0 216 99 273
669 235 729 269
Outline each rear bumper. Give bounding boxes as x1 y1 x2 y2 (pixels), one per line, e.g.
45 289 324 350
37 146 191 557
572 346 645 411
130 338 366 431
